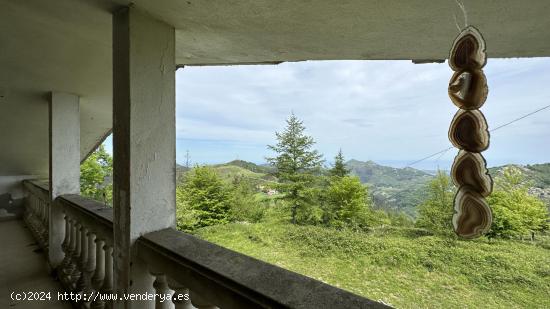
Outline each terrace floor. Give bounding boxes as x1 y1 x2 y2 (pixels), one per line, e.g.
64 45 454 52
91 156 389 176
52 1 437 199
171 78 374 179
0 219 71 308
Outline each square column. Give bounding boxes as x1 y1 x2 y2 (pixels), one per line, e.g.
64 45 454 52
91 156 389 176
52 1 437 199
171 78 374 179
49 92 80 268
112 6 176 307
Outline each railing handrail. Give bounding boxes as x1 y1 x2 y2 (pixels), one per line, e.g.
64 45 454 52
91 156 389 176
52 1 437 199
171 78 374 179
23 182 388 308
57 194 113 241
138 228 389 309
23 179 49 200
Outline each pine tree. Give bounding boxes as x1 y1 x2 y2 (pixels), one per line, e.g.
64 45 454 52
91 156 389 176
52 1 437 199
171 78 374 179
267 113 324 224
330 149 349 177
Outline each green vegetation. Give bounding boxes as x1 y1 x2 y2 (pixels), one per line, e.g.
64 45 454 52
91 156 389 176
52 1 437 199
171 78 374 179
196 220 550 309
346 159 432 216
323 176 373 229
174 115 549 308
329 149 350 178
80 145 112 205
79 115 550 308
487 167 549 239
176 166 232 231
415 171 455 235
266 113 324 224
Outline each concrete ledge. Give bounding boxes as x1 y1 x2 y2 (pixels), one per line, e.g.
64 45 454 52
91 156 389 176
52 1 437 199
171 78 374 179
23 180 49 200
56 194 113 241
138 228 390 309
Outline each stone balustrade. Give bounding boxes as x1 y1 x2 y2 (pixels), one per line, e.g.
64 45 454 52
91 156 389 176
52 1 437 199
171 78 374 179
57 194 114 309
23 180 50 251
23 181 386 309
138 228 388 309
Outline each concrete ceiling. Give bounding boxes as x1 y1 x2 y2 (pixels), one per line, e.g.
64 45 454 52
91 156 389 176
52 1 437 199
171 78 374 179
0 0 112 176
2 0 550 176
122 0 550 64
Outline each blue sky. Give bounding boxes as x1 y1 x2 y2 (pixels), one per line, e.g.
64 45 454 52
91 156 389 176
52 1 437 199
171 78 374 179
104 58 550 170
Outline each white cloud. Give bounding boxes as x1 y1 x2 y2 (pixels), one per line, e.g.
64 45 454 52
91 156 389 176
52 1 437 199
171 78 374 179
175 59 550 168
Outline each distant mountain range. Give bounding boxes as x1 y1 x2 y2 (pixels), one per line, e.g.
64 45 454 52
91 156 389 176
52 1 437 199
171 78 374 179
177 159 550 217
345 159 433 216
346 159 550 216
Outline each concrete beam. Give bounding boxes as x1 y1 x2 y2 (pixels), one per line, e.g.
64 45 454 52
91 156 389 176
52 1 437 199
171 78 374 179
112 6 176 308
49 92 80 268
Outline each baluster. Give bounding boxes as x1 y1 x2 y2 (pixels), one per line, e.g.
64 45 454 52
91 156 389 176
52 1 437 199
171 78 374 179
76 226 90 293
91 243 113 309
85 232 97 288
152 274 172 309
64 219 78 288
29 196 38 239
45 200 50 233
190 291 218 309
31 197 38 240
102 244 114 309
59 215 70 278
40 199 47 245
61 218 75 285
70 223 83 290
90 238 105 309
168 280 193 309
91 238 105 291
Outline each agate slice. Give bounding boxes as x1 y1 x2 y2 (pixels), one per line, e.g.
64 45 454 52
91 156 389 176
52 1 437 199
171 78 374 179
451 150 493 197
449 26 487 71
448 69 488 110
453 186 492 239
448 109 489 153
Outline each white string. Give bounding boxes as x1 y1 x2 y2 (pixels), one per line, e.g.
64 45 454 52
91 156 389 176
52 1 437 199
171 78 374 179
453 14 462 32
452 0 469 32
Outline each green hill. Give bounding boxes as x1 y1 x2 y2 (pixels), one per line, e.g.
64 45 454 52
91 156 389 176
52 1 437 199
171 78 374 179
196 221 550 309
177 160 277 187
345 160 432 216
178 159 550 215
345 160 550 217
489 163 550 208
223 159 274 174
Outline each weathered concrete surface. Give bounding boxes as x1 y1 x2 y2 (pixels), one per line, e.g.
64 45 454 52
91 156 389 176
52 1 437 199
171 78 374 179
139 228 391 308
0 220 71 309
2 0 550 179
49 92 80 267
107 0 550 64
112 7 176 308
0 0 112 176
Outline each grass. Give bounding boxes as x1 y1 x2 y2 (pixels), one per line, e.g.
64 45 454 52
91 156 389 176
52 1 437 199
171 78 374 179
194 220 550 308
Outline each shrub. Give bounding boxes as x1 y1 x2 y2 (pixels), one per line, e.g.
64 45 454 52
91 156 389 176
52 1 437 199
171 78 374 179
228 176 265 223
176 166 231 230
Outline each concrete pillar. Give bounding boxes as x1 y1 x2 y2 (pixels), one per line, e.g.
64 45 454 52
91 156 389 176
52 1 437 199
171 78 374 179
49 92 80 268
112 6 176 308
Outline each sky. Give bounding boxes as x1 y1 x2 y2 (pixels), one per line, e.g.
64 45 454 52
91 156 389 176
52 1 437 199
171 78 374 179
104 58 550 171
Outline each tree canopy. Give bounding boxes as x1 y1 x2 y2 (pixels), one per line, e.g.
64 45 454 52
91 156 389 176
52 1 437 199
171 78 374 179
80 145 113 205
415 171 455 234
267 113 324 224
177 166 232 230
487 166 549 238
329 149 350 178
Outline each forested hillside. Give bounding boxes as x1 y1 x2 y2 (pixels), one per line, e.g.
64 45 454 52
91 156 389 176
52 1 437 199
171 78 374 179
346 160 431 216
79 114 550 309
174 159 550 218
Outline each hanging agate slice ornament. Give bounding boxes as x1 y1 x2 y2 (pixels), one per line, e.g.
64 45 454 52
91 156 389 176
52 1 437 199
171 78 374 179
448 26 493 239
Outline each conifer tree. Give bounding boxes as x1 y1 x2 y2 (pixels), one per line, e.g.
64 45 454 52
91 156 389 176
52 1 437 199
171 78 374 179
330 149 350 177
267 113 324 224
